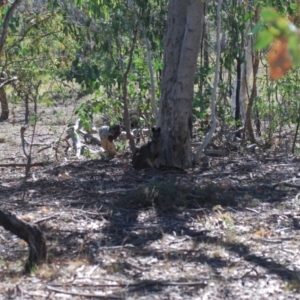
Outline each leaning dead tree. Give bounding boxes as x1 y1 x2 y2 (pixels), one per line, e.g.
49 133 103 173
0 0 22 120
0 209 47 273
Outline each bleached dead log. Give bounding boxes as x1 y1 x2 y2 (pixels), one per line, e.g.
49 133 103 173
66 127 81 158
204 149 229 157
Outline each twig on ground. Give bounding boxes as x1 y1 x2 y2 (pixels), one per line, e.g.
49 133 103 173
46 285 122 299
24 138 47 146
34 214 59 224
245 207 260 214
0 162 49 167
47 280 208 296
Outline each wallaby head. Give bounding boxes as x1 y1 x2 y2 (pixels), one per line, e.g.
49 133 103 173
109 124 121 134
151 127 161 141
108 124 121 142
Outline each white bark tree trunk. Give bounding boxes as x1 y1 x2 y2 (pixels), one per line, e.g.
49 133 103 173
240 25 253 125
231 22 252 126
159 0 204 169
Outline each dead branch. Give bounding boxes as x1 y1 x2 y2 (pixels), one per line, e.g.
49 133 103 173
47 279 207 298
64 121 104 156
122 26 138 153
0 76 17 88
0 209 47 273
80 131 101 146
34 215 59 224
20 124 31 177
46 285 122 299
37 145 56 153
0 162 48 167
66 127 82 157
204 149 229 157
24 138 48 146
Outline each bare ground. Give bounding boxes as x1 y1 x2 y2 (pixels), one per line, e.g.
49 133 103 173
1 107 300 299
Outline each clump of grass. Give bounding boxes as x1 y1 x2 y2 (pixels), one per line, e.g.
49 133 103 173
115 141 126 153
122 180 237 212
286 278 300 292
188 183 237 206
124 179 181 212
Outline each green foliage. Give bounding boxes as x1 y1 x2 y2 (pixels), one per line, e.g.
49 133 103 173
0 0 167 130
196 1 254 124
254 8 292 48
253 65 300 145
56 0 167 125
197 0 300 148
254 7 300 66
4 0 300 156
1 3 77 116
65 58 100 93
115 140 126 152
75 96 123 130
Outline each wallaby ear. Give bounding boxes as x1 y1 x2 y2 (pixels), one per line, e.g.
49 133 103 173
152 127 161 132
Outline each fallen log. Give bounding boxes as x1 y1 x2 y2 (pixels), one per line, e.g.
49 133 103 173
0 209 47 273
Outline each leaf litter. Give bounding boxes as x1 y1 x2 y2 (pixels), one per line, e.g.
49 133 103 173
1 121 300 298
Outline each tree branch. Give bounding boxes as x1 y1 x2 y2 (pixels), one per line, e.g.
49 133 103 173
127 0 158 123
0 0 22 58
123 25 139 153
193 0 222 163
0 76 17 88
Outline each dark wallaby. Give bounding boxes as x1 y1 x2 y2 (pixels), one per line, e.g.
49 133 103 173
132 127 161 170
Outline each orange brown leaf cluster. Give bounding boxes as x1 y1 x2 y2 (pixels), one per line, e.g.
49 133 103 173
267 37 292 80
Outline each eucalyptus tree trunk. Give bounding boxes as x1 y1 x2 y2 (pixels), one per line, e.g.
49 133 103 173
237 18 253 129
245 7 260 144
159 0 204 169
231 37 252 130
231 2 253 136
0 88 8 120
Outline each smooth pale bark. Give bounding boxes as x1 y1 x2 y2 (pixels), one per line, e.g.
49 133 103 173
230 2 253 129
245 8 260 144
245 49 259 144
238 22 253 126
159 0 204 169
240 33 253 124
